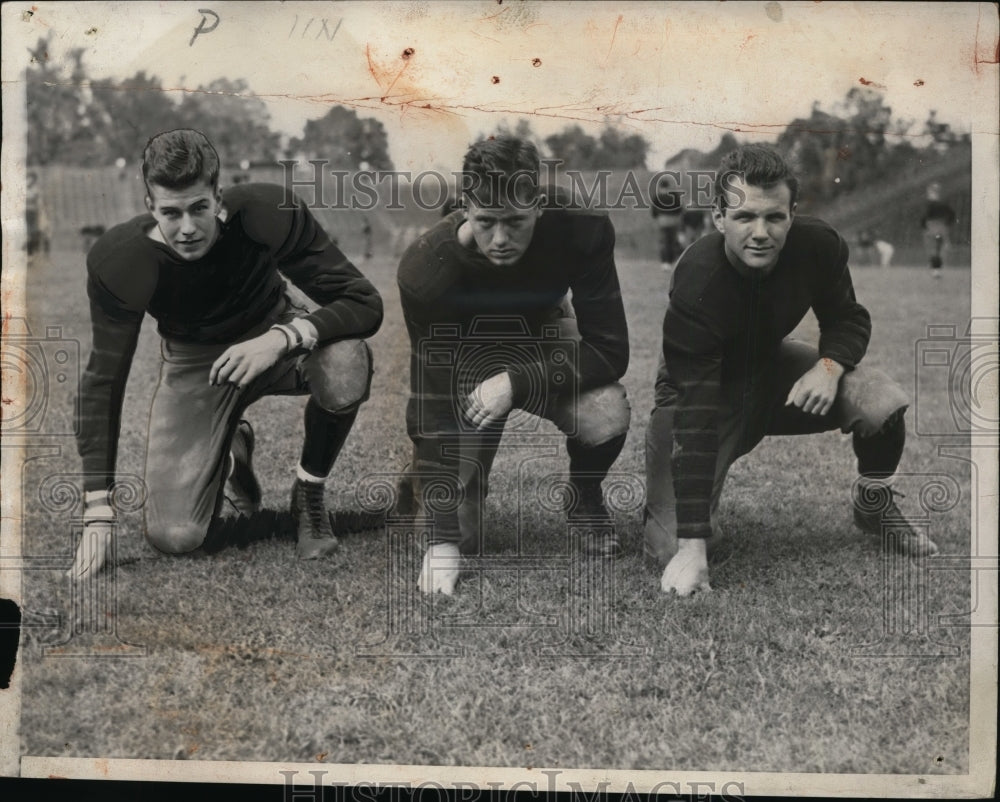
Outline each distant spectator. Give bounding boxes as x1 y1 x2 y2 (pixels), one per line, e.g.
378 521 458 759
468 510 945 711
679 208 709 250
856 228 876 265
920 182 957 279
25 169 51 257
856 228 895 269
80 224 107 254
651 181 684 271
362 216 373 260
874 239 894 269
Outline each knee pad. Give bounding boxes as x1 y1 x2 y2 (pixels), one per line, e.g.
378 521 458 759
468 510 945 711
574 384 631 447
307 340 373 414
145 521 206 554
840 367 909 438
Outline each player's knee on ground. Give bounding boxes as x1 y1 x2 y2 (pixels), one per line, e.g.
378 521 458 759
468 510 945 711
839 366 909 437
306 339 372 413
574 383 631 447
145 520 207 554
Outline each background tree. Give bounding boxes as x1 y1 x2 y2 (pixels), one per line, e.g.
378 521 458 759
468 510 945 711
287 105 393 170
596 126 649 169
88 71 180 165
544 125 600 169
175 78 281 167
545 123 650 170
26 36 103 165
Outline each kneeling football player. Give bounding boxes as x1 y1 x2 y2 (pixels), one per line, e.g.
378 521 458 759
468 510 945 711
70 129 383 578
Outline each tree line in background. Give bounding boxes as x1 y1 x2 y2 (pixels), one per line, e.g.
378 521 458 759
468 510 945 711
24 36 393 170
26 33 967 192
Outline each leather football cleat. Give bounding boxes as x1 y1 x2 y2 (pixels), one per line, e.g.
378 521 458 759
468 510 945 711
565 480 622 559
853 485 939 558
290 479 339 559
224 420 262 518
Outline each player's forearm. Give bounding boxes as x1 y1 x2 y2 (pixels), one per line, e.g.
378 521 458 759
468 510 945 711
663 341 723 539
76 311 142 492
304 293 383 343
77 369 130 492
506 336 628 410
283 244 384 342
671 408 719 539
406 439 464 543
814 251 871 368
817 300 871 369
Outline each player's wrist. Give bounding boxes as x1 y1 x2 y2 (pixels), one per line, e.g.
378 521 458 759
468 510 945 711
268 324 298 355
83 489 115 523
269 321 318 355
820 357 846 378
286 317 319 351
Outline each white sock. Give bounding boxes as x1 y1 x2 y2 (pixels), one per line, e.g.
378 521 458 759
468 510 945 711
296 465 327 484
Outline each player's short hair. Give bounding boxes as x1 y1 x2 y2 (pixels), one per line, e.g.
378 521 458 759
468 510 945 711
714 144 799 211
461 135 540 209
142 129 220 194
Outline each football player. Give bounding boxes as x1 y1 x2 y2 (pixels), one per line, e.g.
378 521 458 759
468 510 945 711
70 129 382 579
645 144 938 596
921 182 957 279
397 135 631 595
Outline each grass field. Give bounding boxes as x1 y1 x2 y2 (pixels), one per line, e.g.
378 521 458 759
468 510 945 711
15 234 974 774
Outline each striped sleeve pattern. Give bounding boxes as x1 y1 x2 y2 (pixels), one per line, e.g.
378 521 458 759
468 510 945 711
661 296 724 539
76 277 144 492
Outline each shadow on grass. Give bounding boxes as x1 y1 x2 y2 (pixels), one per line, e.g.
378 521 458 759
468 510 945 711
200 508 387 555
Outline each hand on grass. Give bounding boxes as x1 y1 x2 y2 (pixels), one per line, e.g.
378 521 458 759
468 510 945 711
464 372 513 430
418 542 461 595
660 538 711 596
209 330 288 389
785 358 844 416
67 521 113 582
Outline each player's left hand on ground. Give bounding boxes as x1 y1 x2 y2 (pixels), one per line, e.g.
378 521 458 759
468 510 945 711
68 492 116 582
418 542 462 595
68 522 114 582
209 329 287 389
463 372 513 430
785 358 845 416
660 538 711 596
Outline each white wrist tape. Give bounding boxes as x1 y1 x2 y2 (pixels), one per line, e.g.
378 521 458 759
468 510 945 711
84 489 115 522
287 317 319 351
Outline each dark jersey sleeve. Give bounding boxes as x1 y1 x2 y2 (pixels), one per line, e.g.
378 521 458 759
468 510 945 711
76 231 152 492
506 216 630 408
811 228 871 369
661 291 725 540
397 259 465 543
239 185 383 343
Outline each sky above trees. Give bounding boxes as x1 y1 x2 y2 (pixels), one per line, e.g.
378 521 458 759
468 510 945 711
11 2 992 171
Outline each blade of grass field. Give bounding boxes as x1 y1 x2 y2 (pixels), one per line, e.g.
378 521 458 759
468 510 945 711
18 224 972 773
